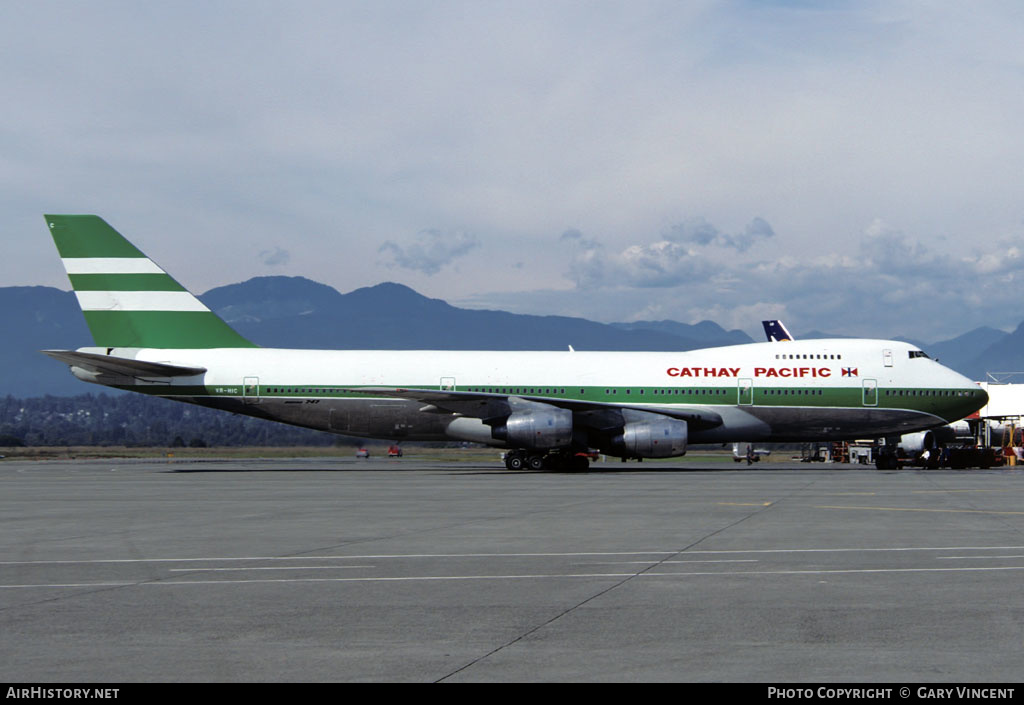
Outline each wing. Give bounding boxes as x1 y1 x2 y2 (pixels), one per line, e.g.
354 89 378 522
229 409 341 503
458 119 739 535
346 386 723 431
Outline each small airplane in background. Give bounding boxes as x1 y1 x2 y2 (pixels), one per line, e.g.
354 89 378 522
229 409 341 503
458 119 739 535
762 320 795 342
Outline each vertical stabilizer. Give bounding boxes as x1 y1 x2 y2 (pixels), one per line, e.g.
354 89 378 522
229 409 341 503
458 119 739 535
762 319 795 343
45 214 256 349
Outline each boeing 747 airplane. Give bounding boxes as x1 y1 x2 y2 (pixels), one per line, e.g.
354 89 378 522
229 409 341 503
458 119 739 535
42 215 987 470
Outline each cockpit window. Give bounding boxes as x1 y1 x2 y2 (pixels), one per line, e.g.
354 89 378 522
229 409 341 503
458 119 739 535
908 350 930 359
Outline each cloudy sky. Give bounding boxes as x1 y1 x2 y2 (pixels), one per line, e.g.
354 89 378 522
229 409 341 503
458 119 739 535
3 1 1022 342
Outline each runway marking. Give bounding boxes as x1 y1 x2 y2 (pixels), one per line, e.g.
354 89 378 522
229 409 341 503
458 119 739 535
0 574 639 588
661 559 758 564
167 565 375 572
683 545 1024 554
912 489 1015 494
146 565 1024 582
581 559 758 566
937 555 1024 560
7 564 1024 589
0 551 677 566
815 505 1024 516
0 582 137 589
5 546 1024 565
716 502 773 507
648 566 1024 577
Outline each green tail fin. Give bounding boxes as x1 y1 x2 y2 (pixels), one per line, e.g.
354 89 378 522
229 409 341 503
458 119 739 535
45 214 257 349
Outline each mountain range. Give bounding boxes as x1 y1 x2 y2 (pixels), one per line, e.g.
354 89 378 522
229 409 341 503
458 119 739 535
3 276 1022 397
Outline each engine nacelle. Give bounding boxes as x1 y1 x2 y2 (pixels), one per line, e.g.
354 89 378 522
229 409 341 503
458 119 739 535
491 408 573 449
898 430 935 454
946 421 974 441
613 418 688 458
70 366 104 384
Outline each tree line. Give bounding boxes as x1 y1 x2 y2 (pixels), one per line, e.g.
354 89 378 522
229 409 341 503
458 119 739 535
0 394 340 447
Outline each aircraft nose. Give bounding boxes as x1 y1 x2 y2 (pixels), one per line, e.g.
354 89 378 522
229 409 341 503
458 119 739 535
936 364 988 420
960 379 988 417
976 386 989 407
947 365 983 394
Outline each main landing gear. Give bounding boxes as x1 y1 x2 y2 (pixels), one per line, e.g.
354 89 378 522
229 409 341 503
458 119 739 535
504 449 590 472
874 450 899 470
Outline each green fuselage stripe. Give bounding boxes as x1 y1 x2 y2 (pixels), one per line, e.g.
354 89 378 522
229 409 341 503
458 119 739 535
114 382 983 421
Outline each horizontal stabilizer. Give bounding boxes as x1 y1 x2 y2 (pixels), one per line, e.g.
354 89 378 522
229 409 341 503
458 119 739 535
41 350 207 378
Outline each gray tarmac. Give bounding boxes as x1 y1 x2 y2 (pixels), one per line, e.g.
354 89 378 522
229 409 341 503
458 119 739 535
2 455 1024 683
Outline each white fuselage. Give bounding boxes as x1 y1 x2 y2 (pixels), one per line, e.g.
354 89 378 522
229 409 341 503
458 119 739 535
76 338 987 446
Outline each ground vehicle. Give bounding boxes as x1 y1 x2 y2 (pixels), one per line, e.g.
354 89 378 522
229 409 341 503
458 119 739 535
355 448 370 458
732 442 770 463
873 443 1002 469
387 445 403 457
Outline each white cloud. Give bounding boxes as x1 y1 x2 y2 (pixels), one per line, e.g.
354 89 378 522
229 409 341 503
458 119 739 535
4 1 1024 341
259 247 290 267
969 245 1021 275
536 208 1020 341
665 217 775 252
378 229 480 275
563 215 775 290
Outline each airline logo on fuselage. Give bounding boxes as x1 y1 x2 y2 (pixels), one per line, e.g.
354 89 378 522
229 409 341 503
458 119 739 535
754 367 831 378
667 367 741 378
666 366 834 378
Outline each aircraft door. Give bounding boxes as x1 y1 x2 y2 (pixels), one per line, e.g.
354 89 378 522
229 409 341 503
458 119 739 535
862 379 878 407
440 377 456 391
738 378 753 405
243 376 260 404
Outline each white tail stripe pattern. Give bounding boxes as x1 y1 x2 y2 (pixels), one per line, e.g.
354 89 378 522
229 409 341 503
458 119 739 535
62 258 165 275
74 291 211 312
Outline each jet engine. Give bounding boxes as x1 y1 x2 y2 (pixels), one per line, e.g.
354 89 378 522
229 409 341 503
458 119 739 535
612 417 688 458
897 430 935 454
491 407 573 449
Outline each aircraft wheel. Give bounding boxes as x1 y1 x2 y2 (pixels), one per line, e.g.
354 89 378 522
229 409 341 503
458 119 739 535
527 454 546 471
505 453 525 471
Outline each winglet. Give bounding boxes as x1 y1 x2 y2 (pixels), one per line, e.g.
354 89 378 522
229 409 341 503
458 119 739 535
45 215 256 349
